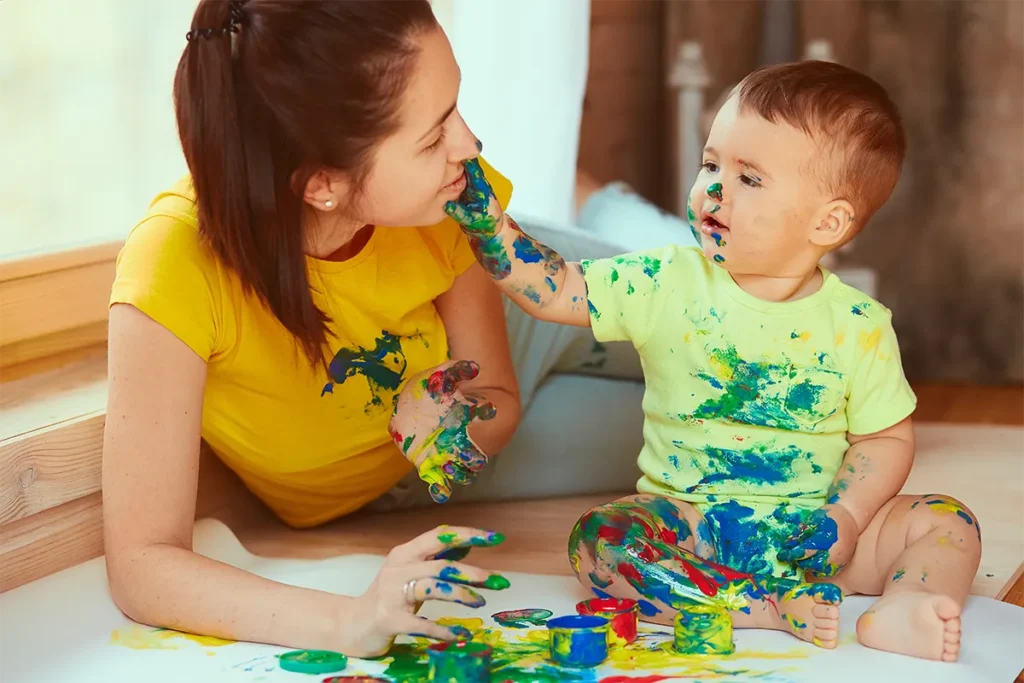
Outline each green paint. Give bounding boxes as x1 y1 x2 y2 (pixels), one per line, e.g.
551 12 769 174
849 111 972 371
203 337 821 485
626 282 635 295
892 568 906 583
673 604 734 655
609 268 619 284
713 254 725 263
402 436 415 454
484 574 511 590
707 183 724 201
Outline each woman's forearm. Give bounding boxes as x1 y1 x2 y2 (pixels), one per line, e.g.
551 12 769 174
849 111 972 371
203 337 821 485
108 543 353 651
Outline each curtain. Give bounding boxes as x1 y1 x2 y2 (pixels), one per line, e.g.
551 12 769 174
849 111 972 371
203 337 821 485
435 0 591 226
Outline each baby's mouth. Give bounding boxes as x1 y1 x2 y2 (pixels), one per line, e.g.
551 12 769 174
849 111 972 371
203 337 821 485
701 213 729 247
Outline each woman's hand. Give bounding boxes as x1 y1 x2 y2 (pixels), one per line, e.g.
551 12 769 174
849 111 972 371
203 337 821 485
340 525 509 658
389 360 497 503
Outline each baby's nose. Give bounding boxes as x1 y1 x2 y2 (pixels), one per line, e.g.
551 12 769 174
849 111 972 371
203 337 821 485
706 182 724 202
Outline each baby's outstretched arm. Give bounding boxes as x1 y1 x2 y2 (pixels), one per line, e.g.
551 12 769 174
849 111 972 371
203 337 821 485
780 417 914 576
444 159 590 327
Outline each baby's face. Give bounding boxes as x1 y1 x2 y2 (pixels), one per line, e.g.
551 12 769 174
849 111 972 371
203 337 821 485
687 96 831 278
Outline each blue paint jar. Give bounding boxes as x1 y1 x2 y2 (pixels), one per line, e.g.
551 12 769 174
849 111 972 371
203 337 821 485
546 614 609 668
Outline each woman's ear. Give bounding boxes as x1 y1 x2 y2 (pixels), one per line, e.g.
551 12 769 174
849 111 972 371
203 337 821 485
300 169 348 212
810 199 856 248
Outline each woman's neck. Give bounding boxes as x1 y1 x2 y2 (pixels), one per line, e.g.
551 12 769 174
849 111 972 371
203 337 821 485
303 206 372 261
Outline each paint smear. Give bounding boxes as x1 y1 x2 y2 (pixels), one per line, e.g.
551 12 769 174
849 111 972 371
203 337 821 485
109 626 234 651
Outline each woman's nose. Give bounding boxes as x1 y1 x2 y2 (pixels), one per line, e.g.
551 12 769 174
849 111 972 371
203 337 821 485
447 111 483 162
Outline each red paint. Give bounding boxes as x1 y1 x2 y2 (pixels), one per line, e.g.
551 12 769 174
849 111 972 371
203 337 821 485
658 528 677 545
425 370 446 396
617 562 645 586
597 524 627 546
577 598 640 644
599 676 675 683
674 556 719 597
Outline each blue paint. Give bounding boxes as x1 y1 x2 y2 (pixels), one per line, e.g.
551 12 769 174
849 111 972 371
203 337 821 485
545 276 557 292
678 442 814 492
636 599 662 617
512 235 544 264
522 285 541 304
702 500 806 577
591 588 613 599
547 615 609 668
778 508 841 575
321 331 407 402
587 300 600 319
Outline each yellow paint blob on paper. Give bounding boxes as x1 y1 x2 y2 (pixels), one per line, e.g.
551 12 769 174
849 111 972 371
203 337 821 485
792 331 811 343
109 626 235 651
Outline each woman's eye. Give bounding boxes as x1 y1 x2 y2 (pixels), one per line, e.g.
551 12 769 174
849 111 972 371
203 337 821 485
702 161 719 173
424 131 446 153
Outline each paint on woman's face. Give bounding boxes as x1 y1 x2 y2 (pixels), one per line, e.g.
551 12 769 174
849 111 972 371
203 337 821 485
321 331 407 406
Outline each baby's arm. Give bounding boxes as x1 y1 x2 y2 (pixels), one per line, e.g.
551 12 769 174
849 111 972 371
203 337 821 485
830 417 915 529
445 159 590 327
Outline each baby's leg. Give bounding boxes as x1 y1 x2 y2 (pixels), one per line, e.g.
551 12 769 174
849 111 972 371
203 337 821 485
568 494 842 647
838 494 981 662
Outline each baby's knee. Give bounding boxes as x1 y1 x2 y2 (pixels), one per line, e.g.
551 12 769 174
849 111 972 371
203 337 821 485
905 494 981 546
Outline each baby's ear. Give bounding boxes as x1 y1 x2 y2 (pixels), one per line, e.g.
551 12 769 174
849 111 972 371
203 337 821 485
810 199 856 248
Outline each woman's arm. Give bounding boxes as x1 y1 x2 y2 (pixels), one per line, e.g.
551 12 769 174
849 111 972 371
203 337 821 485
434 262 522 455
103 304 349 649
104 304 515 654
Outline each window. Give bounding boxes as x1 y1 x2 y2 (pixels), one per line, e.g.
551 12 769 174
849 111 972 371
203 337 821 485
0 0 197 259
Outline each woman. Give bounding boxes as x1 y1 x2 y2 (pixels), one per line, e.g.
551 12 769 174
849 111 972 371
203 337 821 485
102 0 521 657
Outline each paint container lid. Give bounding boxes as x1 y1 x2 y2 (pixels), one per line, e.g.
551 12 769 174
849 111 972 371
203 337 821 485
576 597 638 615
545 615 609 631
427 640 493 657
278 649 348 674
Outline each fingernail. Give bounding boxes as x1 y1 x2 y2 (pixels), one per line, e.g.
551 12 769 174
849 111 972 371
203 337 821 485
484 574 510 590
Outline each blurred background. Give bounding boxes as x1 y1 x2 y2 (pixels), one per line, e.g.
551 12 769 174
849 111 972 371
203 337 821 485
1 0 1021 383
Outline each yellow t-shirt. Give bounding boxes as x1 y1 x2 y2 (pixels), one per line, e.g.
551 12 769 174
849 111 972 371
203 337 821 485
111 159 512 528
582 245 917 510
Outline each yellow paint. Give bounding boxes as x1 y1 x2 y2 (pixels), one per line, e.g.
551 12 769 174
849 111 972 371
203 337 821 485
674 604 734 656
109 626 235 651
812 636 825 647
925 501 963 515
684 333 691 343
859 610 874 629
835 332 846 347
792 331 811 342
937 534 953 546
858 328 880 352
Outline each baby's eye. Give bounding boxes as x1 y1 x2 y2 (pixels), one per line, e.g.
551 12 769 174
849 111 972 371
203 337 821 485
702 161 719 173
739 175 760 188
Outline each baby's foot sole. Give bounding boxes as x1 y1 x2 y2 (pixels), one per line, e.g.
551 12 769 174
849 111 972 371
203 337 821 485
857 591 961 662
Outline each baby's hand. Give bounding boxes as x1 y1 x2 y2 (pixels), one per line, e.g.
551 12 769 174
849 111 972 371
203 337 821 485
778 505 859 578
444 157 505 238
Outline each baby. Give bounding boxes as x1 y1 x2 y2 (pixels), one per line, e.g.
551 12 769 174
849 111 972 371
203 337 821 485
444 60 981 662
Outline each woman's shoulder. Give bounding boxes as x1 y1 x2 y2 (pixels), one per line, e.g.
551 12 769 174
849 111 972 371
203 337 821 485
119 176 219 271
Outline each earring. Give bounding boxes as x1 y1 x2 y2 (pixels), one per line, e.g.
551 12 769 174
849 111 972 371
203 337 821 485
324 200 334 209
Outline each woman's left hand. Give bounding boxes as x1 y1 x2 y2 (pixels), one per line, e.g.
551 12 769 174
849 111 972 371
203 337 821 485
388 360 497 503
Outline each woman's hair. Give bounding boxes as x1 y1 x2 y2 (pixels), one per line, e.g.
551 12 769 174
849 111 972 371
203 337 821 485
174 0 436 364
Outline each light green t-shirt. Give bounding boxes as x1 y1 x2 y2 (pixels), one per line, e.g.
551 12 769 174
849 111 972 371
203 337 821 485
582 245 917 510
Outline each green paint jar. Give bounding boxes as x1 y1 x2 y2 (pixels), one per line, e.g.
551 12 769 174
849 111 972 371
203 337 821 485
673 604 735 656
427 640 492 682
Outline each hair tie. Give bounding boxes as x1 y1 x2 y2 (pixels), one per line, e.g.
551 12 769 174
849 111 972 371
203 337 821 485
186 0 246 42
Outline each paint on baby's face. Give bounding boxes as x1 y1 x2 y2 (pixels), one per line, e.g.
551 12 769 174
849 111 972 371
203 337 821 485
688 95 829 278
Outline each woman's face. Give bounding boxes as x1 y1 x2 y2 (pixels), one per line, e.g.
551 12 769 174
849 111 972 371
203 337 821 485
345 26 480 228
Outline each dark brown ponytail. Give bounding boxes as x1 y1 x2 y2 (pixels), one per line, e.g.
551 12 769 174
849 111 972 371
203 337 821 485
173 0 436 365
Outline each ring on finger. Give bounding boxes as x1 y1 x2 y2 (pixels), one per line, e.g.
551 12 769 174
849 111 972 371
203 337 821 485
404 579 418 604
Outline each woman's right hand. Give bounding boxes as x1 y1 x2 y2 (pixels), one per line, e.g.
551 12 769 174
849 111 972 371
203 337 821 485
338 525 509 658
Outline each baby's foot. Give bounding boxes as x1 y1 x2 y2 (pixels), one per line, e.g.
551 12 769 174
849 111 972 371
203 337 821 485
857 591 961 662
760 580 842 648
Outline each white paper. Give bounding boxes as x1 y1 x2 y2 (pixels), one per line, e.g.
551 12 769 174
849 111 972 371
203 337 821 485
1 519 1021 683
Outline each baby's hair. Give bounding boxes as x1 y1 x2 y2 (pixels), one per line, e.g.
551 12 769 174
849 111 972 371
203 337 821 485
736 61 905 233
